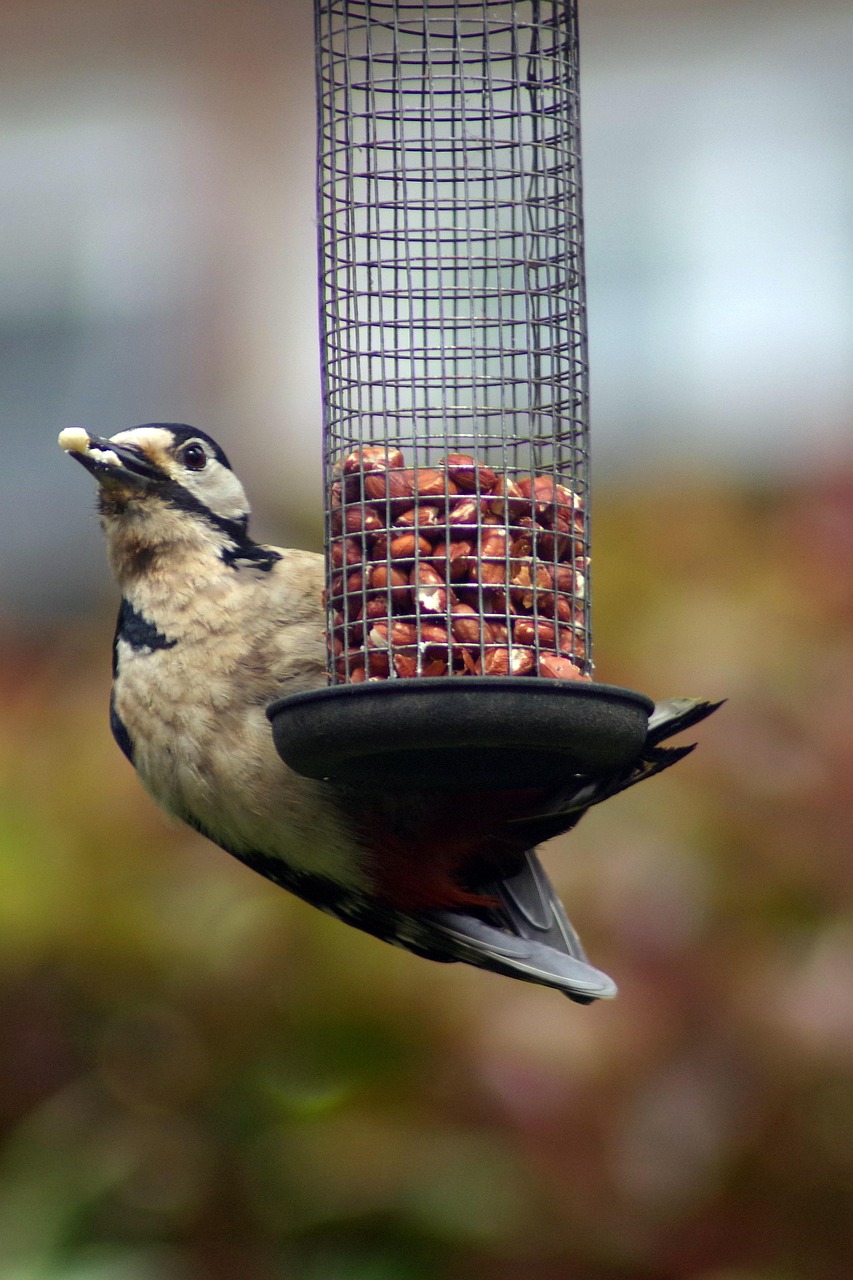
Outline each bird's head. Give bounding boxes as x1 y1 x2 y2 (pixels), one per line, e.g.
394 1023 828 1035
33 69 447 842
59 424 252 579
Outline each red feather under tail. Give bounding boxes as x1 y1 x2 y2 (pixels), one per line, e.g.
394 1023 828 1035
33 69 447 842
351 788 547 912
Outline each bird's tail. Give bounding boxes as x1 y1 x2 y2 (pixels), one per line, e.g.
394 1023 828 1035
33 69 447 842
350 697 722 1001
423 849 617 1003
414 697 723 1001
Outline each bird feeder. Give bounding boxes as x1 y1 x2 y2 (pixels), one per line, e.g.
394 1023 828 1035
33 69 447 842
270 0 652 786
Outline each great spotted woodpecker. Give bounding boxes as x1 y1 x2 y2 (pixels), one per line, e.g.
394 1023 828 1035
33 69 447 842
59 424 720 1001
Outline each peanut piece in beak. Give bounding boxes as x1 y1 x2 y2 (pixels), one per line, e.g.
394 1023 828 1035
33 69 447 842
58 427 91 453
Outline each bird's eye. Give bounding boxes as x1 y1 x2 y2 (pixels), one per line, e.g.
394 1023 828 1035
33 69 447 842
181 443 207 471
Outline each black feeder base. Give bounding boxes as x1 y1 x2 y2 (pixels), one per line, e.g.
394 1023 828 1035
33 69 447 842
267 680 654 790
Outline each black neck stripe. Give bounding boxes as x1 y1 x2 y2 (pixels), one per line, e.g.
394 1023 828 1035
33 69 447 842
157 478 281 571
113 598 177 675
159 477 249 543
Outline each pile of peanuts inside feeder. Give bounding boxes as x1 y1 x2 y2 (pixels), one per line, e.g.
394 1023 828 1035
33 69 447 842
327 446 592 685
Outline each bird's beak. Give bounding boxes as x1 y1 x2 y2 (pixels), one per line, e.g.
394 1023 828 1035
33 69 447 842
58 428 161 486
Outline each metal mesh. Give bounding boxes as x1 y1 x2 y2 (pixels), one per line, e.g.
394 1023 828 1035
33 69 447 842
316 0 591 684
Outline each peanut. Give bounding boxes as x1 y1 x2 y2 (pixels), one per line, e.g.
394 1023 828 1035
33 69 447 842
412 563 449 615
451 602 494 645
329 444 588 683
394 504 441 533
538 653 586 681
443 453 498 493
330 504 384 537
363 468 415 503
331 538 363 569
342 445 405 474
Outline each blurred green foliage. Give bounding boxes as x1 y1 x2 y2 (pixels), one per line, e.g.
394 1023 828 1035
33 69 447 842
1 473 852 1280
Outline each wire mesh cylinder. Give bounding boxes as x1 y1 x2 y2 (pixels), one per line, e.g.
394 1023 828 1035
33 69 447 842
316 0 590 685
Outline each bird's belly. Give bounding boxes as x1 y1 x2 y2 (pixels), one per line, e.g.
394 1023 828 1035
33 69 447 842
113 669 368 892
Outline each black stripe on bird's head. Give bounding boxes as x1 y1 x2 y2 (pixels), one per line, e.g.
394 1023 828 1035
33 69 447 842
59 423 251 542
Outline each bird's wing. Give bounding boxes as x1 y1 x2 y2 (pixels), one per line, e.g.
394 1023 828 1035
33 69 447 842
251 547 329 691
504 697 724 849
646 696 725 746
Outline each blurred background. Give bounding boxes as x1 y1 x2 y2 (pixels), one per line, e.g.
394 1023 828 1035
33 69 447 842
2 0 852 1277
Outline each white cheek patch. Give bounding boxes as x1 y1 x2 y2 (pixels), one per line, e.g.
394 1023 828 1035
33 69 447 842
180 459 249 523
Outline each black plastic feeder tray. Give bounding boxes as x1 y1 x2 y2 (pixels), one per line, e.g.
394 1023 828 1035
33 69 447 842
267 679 654 790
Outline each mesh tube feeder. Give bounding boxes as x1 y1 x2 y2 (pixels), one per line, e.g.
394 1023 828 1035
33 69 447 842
270 0 652 787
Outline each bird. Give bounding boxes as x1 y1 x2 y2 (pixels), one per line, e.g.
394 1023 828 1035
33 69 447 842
58 423 721 1002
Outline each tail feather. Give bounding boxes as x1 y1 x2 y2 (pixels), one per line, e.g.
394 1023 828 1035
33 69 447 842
419 850 617 1003
294 695 722 1001
416 698 723 1000
426 910 617 1002
491 850 589 963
